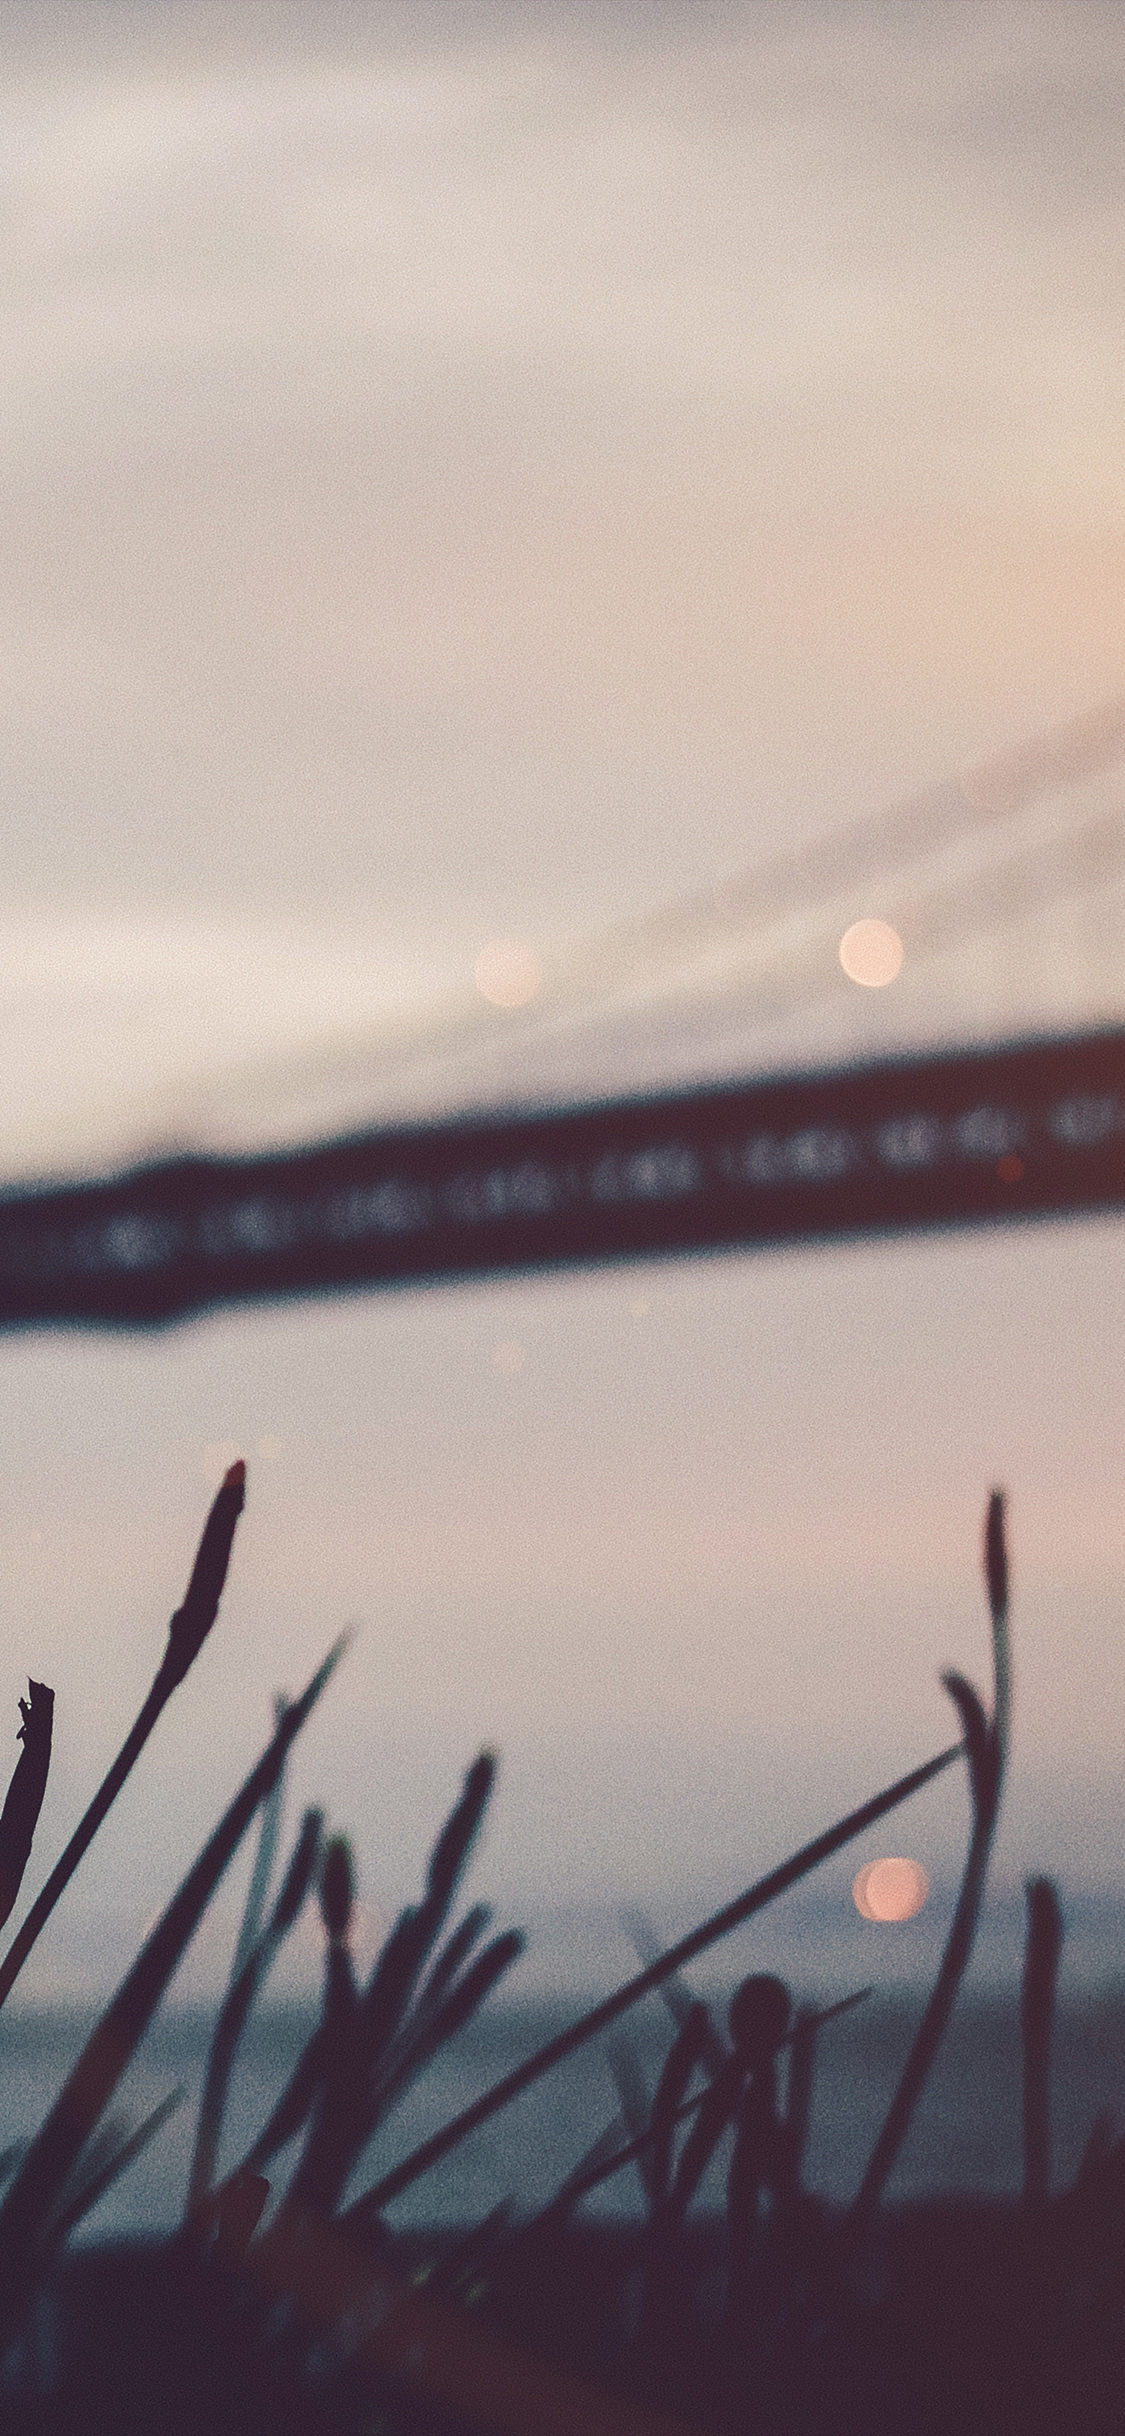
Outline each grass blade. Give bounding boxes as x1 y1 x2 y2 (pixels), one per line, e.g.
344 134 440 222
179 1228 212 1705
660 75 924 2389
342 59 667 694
849 1680 1000 2233
361 1754 496 2061
295 1928 525 2220
619 1910 729 2082
186 1806 322 2227
849 1495 1011 2235
0 1681 53 1935
782 2007 819 2200
369 1904 495 2104
240 2032 325 2177
55 2089 184 2242
378 1934 524 2117
650 2008 710 2214
527 1991 870 2225
606 2037 656 2206
1022 1875 1064 2207
347 1739 960 2219
235 1869 509 2213
230 1693 289 1983
406 1932 523 2058
0 1631 346 2329
284 1838 366 2219
399 1905 493 2046
0 2148 24 2198
160 1461 248 1693
421 1753 495 1938
0 1464 246 2017
287 1937 364 2220
985 1487 1011 1764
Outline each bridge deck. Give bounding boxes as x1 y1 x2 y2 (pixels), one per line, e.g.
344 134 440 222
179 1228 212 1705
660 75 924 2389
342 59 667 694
0 1028 1122 1327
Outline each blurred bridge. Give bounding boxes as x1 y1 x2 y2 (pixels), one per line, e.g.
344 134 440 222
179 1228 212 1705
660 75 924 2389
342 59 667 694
2 696 1123 1326
0 1024 1120 1328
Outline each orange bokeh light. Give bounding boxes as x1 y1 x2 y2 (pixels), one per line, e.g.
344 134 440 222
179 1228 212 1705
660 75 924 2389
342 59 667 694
853 1856 929 1921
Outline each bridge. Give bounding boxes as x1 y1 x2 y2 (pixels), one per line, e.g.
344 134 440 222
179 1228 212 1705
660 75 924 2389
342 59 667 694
2 695 1123 1327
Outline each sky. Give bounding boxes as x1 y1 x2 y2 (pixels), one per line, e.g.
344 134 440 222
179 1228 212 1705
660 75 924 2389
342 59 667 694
0 0 1123 2002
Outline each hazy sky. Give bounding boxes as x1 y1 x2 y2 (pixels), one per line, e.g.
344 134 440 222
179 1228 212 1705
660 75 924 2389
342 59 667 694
0 1 1123 1998
2 0 1124 1159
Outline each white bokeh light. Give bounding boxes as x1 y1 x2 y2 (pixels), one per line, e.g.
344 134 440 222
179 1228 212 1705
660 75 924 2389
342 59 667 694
839 918 905 988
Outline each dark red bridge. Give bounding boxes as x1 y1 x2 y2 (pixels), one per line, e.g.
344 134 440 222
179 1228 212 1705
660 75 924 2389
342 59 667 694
1 1026 1122 1328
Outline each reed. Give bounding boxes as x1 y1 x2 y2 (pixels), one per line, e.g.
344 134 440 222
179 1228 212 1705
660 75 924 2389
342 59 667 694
0 1462 247 2016
347 1736 960 2223
4 1471 1125 2436
1022 1875 1064 2207
223 1755 524 2215
0 1632 345 2335
0 1680 53 1936
848 1488 1010 2237
185 1801 323 2228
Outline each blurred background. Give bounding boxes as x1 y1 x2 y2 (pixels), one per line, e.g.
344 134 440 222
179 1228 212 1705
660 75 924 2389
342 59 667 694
0 0 1123 2210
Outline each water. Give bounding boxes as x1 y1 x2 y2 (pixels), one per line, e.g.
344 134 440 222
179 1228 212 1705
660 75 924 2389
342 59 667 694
4 1965 1125 2241
4 1879 1124 2239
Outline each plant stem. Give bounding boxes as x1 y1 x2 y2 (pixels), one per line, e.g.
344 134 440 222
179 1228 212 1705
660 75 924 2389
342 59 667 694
0 1634 345 2332
349 1740 960 2220
1022 1876 1063 2207
0 1465 245 2015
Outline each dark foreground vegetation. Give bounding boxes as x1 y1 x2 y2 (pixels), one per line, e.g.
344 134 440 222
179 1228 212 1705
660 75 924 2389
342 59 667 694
0 1473 1122 2434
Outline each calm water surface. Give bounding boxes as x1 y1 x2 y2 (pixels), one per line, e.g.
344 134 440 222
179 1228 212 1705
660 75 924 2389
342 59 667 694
3 1978 1124 2239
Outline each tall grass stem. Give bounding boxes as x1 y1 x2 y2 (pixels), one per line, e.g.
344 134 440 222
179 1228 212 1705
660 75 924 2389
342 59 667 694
349 1740 960 2219
0 1464 246 2016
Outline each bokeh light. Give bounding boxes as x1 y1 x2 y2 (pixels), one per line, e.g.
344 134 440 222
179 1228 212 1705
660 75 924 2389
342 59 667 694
473 939 543 1008
838 918 904 988
853 1857 929 1921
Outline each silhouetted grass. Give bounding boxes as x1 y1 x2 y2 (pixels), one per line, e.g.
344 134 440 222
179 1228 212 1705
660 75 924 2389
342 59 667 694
0 1679 53 1935
221 1755 525 2230
848 1493 1010 2238
185 1800 323 2229
1022 1875 1064 2208
0 1630 345 2336
0 1460 246 2017
349 1737 961 2227
4 1476 1125 2436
